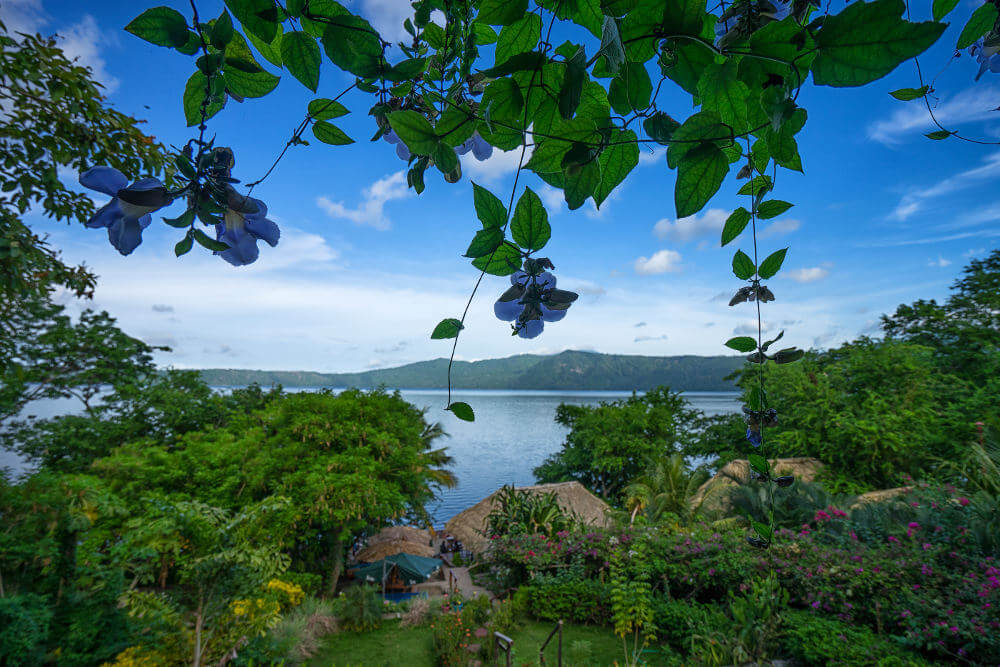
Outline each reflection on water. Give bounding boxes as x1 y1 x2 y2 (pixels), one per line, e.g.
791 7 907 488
1 388 739 526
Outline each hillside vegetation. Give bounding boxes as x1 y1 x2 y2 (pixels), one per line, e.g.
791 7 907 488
197 350 744 391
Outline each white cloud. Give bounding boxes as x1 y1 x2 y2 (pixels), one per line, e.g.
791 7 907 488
1 3 119 92
867 85 1000 144
538 184 564 212
634 334 669 343
760 218 801 237
316 171 412 230
653 208 727 243
787 266 830 283
733 321 773 336
58 15 119 92
461 147 525 185
634 249 682 275
638 147 664 166
928 255 952 268
890 151 1000 221
353 0 411 42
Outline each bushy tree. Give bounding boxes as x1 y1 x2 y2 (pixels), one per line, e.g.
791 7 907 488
534 387 702 502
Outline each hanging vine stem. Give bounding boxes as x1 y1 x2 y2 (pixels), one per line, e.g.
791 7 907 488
442 3 563 412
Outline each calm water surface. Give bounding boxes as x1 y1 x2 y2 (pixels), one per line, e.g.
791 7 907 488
1 388 739 525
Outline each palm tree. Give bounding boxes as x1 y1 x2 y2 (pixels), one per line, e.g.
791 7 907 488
623 453 709 525
419 421 458 490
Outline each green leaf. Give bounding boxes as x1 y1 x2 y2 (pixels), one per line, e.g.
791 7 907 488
472 241 522 275
308 98 349 120
436 104 477 147
225 0 279 43
925 129 952 140
751 520 773 541
758 247 788 279
643 112 680 144
594 129 638 207
510 188 551 251
482 51 547 77
245 21 283 66
560 46 588 120
739 175 772 198
320 15 384 79
223 37 280 99
773 347 805 364
665 111 729 168
721 208 751 246
598 15 626 75
957 2 998 49
472 183 508 228
431 318 464 339
749 453 770 474
433 142 459 174
474 23 498 45
726 336 757 353
300 0 349 37
659 39 718 96
757 200 793 219
747 385 766 411
601 0 639 17
388 110 438 155
182 71 225 127
932 0 960 21
163 209 195 229
174 233 194 256
385 57 427 82
281 30 321 91
477 0 529 26
762 108 806 172
193 228 230 251
732 250 755 280
696 60 753 133
447 401 475 422
812 0 947 87
496 13 542 65
125 7 190 48
464 227 505 258
608 61 652 114
889 85 929 100
312 121 354 145
564 160 601 210
674 143 728 218
210 10 235 49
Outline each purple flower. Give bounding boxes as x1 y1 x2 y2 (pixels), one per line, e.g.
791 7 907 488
383 129 411 160
79 166 172 255
970 38 1000 81
455 132 493 161
746 428 762 448
214 189 280 266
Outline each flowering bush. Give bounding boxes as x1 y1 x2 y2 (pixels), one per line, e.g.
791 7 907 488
431 608 485 667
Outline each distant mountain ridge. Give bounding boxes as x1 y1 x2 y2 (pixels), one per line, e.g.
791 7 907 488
197 350 744 392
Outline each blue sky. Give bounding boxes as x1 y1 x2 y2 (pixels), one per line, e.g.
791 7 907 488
5 0 999 373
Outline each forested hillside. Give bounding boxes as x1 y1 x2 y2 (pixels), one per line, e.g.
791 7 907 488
197 350 744 391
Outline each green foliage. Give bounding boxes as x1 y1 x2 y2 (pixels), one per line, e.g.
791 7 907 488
519 576 613 624
335 584 384 632
0 30 170 301
485 485 579 540
0 594 51 666
780 610 932 666
534 387 703 502
623 453 709 525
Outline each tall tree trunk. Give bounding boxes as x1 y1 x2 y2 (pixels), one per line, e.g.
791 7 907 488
328 532 345 596
193 594 204 667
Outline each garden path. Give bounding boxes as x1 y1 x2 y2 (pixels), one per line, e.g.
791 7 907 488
444 565 492 600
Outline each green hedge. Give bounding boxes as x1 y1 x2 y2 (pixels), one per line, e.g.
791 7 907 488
517 578 612 625
781 610 932 666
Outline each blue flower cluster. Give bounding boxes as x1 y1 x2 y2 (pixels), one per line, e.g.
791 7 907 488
970 38 1000 81
494 270 574 339
214 188 280 267
80 164 280 266
79 166 172 255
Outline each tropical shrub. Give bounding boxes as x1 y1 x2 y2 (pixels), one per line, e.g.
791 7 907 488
0 594 51 666
334 584 383 632
484 485 580 541
780 610 932 666
518 576 613 624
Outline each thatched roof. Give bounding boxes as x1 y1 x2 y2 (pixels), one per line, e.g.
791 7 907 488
368 525 432 547
357 538 435 562
443 481 612 553
854 486 912 506
690 457 824 513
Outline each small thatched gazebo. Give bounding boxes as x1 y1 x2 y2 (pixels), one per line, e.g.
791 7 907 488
356 525 434 561
444 481 612 553
690 457 825 513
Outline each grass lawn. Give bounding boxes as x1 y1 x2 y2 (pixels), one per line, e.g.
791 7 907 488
309 617 677 666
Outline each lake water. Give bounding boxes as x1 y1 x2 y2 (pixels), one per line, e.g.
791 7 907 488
1 388 740 526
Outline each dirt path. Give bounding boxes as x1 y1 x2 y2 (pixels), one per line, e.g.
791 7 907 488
444 565 492 599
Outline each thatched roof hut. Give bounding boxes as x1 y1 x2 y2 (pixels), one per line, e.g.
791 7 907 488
356 538 435 561
690 457 825 513
355 525 434 561
444 481 612 553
